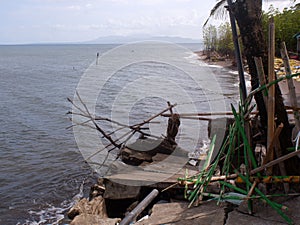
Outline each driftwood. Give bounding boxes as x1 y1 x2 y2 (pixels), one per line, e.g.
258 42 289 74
68 92 178 170
166 113 180 142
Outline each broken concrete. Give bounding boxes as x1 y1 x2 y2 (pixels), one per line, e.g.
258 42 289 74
103 179 141 200
227 196 300 225
135 201 225 225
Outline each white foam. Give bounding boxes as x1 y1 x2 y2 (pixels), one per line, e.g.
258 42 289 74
24 181 84 225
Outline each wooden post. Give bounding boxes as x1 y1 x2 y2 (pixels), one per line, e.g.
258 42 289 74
267 18 275 171
280 42 300 132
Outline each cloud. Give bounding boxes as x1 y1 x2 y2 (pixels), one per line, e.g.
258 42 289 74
66 5 81 11
0 0 294 44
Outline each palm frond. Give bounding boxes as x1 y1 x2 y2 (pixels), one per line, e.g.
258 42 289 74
203 0 227 27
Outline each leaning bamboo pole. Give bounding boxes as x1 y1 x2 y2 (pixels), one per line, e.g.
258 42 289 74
226 0 247 103
266 18 276 173
254 57 268 107
280 42 300 131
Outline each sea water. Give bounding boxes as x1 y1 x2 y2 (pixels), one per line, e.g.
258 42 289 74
0 43 240 224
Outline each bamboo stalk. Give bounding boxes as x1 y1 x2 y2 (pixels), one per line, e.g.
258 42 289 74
254 57 268 107
226 0 247 103
250 150 300 175
247 72 300 100
235 176 300 184
180 150 300 185
179 175 300 185
237 173 292 224
173 116 211 121
162 111 259 117
264 123 283 169
280 42 300 131
274 137 289 193
162 109 297 118
247 180 257 214
267 18 276 167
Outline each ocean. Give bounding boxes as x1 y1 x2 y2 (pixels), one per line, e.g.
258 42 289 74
0 43 242 224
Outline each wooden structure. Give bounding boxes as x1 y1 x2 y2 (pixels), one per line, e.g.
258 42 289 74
105 152 198 189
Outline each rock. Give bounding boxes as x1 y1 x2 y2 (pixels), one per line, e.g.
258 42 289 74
68 196 107 220
89 182 105 200
70 214 120 225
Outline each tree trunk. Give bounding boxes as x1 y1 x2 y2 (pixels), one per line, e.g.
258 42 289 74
231 0 268 129
231 0 299 174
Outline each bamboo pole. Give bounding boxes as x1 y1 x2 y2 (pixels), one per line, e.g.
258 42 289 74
180 175 300 185
172 116 211 121
254 57 268 107
250 149 300 175
162 110 297 118
280 42 300 131
162 111 259 117
274 138 289 193
179 149 300 184
267 18 276 166
264 123 283 167
235 176 300 184
226 0 247 103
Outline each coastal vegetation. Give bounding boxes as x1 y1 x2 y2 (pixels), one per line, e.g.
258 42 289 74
262 4 300 56
203 5 300 58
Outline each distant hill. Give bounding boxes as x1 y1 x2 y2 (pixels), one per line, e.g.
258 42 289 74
85 34 202 44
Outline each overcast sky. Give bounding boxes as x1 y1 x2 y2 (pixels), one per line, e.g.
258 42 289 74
0 0 296 44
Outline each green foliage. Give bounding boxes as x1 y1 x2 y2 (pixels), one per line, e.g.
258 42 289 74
203 25 218 51
203 22 234 57
262 5 300 55
217 22 234 57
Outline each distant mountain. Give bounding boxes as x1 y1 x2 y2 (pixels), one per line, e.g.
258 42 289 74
85 34 202 44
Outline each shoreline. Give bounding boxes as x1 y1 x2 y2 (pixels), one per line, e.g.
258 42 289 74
194 50 238 71
67 51 300 225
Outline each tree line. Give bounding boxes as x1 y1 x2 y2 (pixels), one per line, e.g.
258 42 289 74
203 4 300 58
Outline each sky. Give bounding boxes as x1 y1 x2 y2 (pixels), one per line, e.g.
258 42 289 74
0 0 297 44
